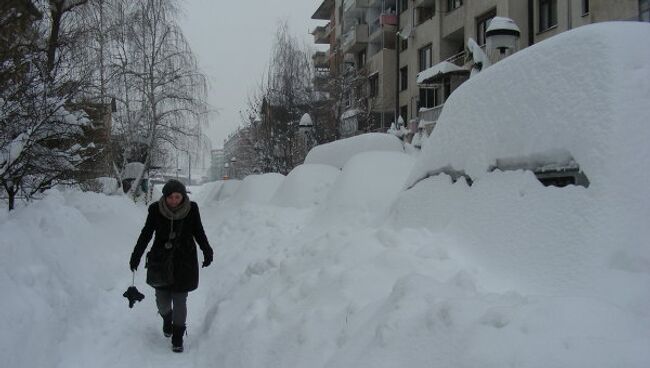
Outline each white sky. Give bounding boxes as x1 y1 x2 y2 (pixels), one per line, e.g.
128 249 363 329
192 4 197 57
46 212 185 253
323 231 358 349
178 0 326 149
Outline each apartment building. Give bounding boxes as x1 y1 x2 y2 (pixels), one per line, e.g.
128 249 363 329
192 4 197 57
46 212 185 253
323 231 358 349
312 0 647 137
209 149 225 181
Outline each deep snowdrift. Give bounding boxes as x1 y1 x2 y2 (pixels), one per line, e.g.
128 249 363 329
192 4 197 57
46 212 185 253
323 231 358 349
270 164 340 208
403 22 650 300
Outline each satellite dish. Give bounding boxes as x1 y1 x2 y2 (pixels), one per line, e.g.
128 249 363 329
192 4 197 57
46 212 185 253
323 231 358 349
397 26 413 40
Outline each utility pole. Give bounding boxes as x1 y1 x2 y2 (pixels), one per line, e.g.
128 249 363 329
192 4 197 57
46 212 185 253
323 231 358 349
395 4 401 129
188 152 191 185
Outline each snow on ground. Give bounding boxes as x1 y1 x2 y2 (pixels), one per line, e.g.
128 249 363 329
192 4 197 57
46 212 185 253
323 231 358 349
1 22 650 368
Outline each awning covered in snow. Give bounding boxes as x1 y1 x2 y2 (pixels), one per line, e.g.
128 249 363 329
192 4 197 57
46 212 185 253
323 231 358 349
416 61 469 85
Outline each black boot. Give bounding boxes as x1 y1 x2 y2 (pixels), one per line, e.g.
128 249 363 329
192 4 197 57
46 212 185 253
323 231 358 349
161 311 173 337
171 325 186 353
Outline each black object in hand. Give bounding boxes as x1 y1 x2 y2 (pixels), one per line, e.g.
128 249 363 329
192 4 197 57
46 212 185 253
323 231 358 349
123 286 145 308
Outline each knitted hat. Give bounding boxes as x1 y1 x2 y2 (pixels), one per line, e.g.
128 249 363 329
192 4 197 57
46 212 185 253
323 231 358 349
162 179 187 198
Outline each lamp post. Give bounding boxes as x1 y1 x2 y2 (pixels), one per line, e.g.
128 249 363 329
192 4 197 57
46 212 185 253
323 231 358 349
230 157 237 179
187 151 191 185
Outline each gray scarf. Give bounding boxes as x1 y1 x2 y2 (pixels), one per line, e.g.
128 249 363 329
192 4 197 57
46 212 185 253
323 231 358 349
158 196 191 221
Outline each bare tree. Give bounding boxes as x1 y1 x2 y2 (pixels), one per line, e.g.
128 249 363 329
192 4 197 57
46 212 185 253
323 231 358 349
324 49 380 137
0 1 99 210
247 21 316 175
79 0 209 196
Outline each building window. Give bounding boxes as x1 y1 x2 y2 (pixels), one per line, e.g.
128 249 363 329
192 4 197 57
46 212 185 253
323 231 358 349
443 78 451 101
400 105 408 122
400 38 408 52
582 0 590 15
641 0 650 22
448 0 462 11
417 6 434 25
539 0 557 32
357 50 367 67
369 74 379 97
400 66 408 91
476 9 497 46
399 0 408 13
419 88 437 109
418 44 432 72
343 90 351 108
355 85 363 101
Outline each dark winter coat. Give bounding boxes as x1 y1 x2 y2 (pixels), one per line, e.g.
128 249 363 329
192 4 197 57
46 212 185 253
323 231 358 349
131 201 213 292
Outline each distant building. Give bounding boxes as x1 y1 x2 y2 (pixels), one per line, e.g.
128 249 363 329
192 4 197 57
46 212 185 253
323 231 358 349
210 149 225 181
223 127 254 179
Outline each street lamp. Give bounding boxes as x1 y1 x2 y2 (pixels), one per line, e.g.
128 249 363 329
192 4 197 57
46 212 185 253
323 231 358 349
230 157 237 179
486 16 521 56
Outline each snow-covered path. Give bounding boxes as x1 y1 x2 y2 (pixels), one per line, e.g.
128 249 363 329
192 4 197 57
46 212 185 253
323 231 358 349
3 182 649 368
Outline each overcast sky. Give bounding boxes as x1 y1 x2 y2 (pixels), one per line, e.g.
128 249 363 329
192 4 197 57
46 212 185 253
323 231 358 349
178 0 325 149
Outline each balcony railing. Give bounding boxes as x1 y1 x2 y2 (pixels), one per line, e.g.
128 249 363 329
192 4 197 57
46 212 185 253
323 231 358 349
342 24 369 53
381 14 398 26
312 24 331 44
312 51 330 69
445 50 466 67
369 14 398 38
418 104 444 124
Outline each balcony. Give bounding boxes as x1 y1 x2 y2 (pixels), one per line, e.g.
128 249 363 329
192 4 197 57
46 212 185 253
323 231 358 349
445 50 467 67
418 104 443 127
369 14 398 41
312 0 334 20
342 24 369 54
312 23 331 44
313 70 330 91
312 51 330 70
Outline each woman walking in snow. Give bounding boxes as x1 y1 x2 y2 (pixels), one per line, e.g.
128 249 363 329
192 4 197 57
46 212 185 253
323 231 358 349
129 179 213 353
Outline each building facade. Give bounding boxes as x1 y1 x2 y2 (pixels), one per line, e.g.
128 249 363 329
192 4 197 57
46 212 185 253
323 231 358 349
311 0 646 138
209 149 225 181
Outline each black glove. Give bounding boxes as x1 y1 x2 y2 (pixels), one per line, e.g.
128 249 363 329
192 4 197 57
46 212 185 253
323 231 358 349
202 251 213 268
129 254 140 272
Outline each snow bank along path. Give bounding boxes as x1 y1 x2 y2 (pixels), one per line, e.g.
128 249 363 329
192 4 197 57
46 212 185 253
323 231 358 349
2 22 649 368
